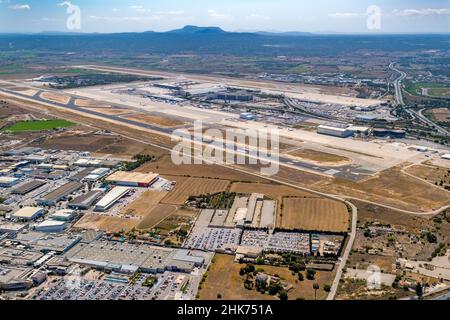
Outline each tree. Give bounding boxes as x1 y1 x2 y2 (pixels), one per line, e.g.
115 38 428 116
323 284 331 292
279 290 288 301
313 283 320 300
415 282 423 298
306 269 316 280
298 273 304 281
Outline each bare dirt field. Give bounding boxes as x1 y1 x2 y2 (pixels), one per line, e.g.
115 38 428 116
353 200 435 234
153 208 198 236
324 164 450 212
40 92 71 104
122 190 168 217
8 87 38 96
137 204 178 230
288 148 352 165
429 108 450 122
73 214 138 233
279 197 349 232
83 107 132 116
161 178 230 205
405 164 449 189
74 99 110 108
230 182 319 200
124 113 185 127
199 254 335 300
138 155 268 182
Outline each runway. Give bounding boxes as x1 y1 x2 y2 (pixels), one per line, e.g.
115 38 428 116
0 86 374 182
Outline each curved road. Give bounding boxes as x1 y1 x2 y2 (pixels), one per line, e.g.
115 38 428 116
389 62 449 136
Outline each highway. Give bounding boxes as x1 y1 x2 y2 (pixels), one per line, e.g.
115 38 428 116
389 62 449 136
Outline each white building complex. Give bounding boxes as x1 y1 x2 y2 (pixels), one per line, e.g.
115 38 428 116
94 187 130 212
317 124 353 138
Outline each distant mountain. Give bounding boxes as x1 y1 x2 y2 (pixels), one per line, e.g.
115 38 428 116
37 31 87 36
168 25 227 35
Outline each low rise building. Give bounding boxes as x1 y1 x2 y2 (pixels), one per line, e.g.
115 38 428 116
105 171 159 187
94 186 130 211
12 206 45 221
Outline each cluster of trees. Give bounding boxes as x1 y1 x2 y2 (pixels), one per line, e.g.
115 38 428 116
123 154 154 171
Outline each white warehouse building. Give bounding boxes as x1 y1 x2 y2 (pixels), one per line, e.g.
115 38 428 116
94 187 130 212
317 124 353 138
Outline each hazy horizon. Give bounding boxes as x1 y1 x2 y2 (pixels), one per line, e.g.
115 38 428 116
0 0 449 34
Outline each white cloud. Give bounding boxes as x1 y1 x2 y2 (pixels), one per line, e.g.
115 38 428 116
9 4 30 10
246 14 271 20
207 9 232 20
129 5 151 13
328 12 360 18
393 8 450 17
156 10 185 15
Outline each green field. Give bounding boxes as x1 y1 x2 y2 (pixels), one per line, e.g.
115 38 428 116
428 88 450 98
2 120 75 132
405 82 450 97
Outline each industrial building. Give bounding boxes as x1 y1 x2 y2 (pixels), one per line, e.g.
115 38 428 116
240 112 257 121
50 209 76 221
94 186 130 212
37 182 83 206
12 206 45 221
34 220 67 233
73 158 120 168
216 92 253 102
0 176 20 187
68 190 103 210
317 124 353 138
69 167 95 182
105 171 159 188
372 129 406 139
66 240 206 274
83 168 110 182
11 180 46 195
347 125 370 136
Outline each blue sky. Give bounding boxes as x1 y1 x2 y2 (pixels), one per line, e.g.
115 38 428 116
0 0 449 33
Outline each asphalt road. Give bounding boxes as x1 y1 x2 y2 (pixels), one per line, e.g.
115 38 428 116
389 62 449 136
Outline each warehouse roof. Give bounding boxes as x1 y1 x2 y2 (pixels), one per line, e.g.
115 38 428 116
105 171 159 184
12 206 44 219
11 180 46 195
39 182 83 203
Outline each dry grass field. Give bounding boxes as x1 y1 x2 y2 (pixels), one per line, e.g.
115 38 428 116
137 204 178 230
161 178 230 204
405 164 449 189
199 254 334 300
326 165 450 212
279 197 349 232
84 107 131 116
73 214 139 233
288 148 351 165
74 99 101 107
429 108 450 122
138 155 268 182
230 182 320 200
124 113 184 127
40 92 71 104
121 190 168 217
